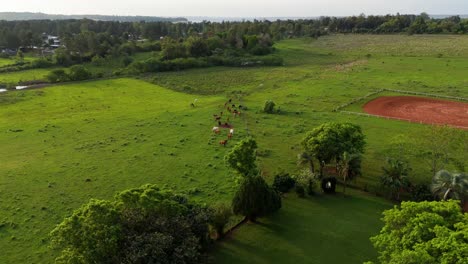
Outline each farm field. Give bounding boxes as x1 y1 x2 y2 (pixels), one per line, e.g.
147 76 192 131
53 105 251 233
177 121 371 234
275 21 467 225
0 34 467 263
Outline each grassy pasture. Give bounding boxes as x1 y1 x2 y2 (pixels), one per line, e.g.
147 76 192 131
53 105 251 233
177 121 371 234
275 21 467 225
0 79 246 262
0 35 467 263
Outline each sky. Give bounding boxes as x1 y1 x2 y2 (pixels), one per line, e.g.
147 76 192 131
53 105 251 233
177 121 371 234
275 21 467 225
1 0 467 17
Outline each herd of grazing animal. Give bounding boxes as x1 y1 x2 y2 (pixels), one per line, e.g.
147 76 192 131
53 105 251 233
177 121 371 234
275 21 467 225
212 98 242 147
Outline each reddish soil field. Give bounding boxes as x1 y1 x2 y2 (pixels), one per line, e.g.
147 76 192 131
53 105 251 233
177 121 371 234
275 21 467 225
363 96 468 128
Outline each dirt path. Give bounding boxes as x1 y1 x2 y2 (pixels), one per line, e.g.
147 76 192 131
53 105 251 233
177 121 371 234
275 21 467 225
363 96 468 128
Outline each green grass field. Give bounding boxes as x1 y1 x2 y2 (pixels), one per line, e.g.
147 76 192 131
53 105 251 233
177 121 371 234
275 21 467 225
213 190 392 263
0 35 467 263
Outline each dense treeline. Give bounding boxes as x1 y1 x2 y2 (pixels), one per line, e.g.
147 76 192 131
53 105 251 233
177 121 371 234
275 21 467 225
0 12 187 23
1 13 467 49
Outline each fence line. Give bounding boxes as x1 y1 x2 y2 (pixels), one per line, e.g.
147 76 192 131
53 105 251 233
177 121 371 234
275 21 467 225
333 88 468 112
339 110 468 130
383 89 468 101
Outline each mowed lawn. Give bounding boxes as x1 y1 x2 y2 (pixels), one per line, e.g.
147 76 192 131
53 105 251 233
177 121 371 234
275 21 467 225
213 190 392 264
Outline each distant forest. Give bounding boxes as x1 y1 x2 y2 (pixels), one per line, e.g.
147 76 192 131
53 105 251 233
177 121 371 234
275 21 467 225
0 13 467 50
0 12 186 22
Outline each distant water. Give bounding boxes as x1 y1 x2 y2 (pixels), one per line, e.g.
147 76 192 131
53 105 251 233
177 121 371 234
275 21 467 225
16 86 28 90
0 88 6 93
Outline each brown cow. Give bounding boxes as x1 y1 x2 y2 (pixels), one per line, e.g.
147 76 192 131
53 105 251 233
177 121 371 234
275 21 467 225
219 140 228 147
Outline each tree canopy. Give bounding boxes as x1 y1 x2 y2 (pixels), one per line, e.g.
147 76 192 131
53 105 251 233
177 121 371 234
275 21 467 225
50 184 211 264
302 122 366 175
225 137 259 177
232 174 282 222
369 200 468 264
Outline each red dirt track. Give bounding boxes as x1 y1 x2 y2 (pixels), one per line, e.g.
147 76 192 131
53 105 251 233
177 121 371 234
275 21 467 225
363 96 468 129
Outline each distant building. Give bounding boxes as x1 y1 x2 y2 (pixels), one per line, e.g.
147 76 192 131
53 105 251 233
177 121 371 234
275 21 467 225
42 33 62 49
1 48 17 56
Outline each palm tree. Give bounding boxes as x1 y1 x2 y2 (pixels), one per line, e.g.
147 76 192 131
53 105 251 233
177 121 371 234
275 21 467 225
381 158 411 201
298 152 315 175
337 151 361 195
431 170 468 201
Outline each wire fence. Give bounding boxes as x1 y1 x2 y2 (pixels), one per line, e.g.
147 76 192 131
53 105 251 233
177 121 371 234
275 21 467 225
334 88 468 112
339 110 468 130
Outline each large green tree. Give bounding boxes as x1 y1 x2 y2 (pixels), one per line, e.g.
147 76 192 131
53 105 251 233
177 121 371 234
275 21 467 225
369 200 468 264
225 137 258 177
380 158 411 201
302 122 366 177
50 184 211 263
232 174 281 222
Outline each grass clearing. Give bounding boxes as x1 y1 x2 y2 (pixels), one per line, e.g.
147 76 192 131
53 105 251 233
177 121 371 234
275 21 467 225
0 35 467 263
213 190 392 264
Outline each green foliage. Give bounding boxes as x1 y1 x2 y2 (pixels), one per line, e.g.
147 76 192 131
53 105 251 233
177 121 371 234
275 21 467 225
53 47 73 66
410 184 435 202
186 37 210 57
225 137 258 177
161 38 188 60
302 122 366 176
68 65 92 81
380 158 411 201
272 173 296 193
46 69 69 83
294 169 318 195
232 175 282 221
370 200 468 264
50 199 122 263
210 203 233 238
50 184 211 263
263 100 276 114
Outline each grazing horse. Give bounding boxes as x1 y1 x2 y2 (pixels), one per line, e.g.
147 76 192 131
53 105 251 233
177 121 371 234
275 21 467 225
219 140 228 146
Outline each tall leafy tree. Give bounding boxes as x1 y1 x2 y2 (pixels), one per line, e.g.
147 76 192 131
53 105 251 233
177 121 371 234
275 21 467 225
50 185 211 263
232 174 281 222
380 158 411 201
302 122 365 177
337 151 362 195
225 137 258 177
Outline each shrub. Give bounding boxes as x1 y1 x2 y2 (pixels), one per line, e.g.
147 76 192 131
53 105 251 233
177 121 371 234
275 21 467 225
294 169 318 195
263 100 276 113
46 69 69 83
411 184 435 202
210 203 232 239
232 175 281 222
68 65 92 81
272 173 296 193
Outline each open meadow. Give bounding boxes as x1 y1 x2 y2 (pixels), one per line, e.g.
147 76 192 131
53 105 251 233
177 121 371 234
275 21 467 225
0 34 467 263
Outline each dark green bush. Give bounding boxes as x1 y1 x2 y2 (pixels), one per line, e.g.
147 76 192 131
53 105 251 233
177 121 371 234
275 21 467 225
263 100 276 113
272 173 295 193
295 185 305 198
68 65 92 81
